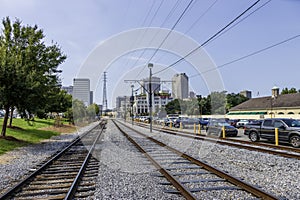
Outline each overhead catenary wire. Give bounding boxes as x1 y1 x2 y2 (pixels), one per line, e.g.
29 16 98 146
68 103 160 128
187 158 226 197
147 0 195 63
153 0 262 75
207 0 272 45
121 0 161 73
154 0 219 64
189 34 300 78
135 0 194 78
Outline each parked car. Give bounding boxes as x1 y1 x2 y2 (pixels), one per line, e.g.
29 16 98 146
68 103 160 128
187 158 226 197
206 120 238 137
243 120 263 135
174 117 200 128
165 117 178 126
236 119 249 128
199 118 210 127
155 118 168 125
244 118 300 147
227 119 240 127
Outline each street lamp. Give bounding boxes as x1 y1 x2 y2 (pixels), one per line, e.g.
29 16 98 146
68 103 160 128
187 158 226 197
148 63 153 133
130 84 134 125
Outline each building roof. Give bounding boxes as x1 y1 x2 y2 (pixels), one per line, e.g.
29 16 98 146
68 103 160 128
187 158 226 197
230 93 300 111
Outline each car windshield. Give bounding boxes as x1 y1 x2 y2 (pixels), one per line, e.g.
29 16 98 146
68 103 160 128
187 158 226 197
283 119 300 127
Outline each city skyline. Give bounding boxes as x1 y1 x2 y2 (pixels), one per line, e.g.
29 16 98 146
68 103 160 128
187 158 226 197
1 0 300 108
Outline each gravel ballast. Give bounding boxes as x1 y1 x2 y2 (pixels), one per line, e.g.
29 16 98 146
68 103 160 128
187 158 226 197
129 121 300 200
1 119 299 199
93 120 183 199
0 122 99 195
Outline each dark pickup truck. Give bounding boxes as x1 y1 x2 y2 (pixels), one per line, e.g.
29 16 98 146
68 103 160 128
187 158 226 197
244 118 300 148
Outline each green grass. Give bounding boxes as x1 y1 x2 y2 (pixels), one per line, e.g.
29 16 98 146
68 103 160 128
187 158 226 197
0 118 60 155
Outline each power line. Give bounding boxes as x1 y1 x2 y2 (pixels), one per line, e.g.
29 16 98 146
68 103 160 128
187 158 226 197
153 0 261 75
135 0 194 78
147 0 195 63
189 34 300 78
120 0 161 74
131 0 166 78
207 0 272 45
154 0 219 64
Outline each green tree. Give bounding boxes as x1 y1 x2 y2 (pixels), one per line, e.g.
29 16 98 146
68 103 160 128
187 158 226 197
0 17 66 136
165 99 181 114
209 91 226 115
72 99 86 124
281 87 298 94
226 93 249 112
86 103 99 121
196 95 210 115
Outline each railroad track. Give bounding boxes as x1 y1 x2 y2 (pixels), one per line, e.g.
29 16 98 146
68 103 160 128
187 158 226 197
135 121 300 160
0 120 106 200
112 120 278 200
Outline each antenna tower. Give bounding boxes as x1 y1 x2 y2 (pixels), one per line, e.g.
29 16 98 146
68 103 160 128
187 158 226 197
102 72 108 112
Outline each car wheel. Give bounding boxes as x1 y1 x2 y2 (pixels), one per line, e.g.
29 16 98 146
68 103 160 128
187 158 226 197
249 131 260 142
290 135 300 148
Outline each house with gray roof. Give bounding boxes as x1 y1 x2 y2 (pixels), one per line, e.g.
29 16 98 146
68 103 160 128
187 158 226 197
228 87 300 119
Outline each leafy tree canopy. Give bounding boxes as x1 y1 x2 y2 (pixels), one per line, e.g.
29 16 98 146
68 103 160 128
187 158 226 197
0 17 66 136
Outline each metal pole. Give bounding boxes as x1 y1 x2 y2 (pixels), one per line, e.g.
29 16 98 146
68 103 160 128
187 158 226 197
148 63 153 133
131 85 134 126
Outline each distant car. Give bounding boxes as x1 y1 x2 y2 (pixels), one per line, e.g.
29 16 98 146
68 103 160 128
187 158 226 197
199 118 210 127
236 119 249 128
165 117 178 126
206 120 238 137
174 117 199 128
227 119 240 127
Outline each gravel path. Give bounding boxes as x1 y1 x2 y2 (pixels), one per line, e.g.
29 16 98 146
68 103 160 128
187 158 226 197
0 122 99 195
130 121 300 200
1 119 299 199
92 120 184 199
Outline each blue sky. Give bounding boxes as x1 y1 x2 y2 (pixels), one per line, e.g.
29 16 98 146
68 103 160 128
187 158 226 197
1 0 300 108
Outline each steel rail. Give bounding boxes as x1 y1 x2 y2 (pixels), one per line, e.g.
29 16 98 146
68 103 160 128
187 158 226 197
64 124 105 199
115 120 279 200
0 122 103 200
136 121 300 160
112 120 197 200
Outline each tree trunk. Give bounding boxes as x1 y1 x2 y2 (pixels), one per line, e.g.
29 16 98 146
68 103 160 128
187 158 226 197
1 106 10 137
9 107 14 127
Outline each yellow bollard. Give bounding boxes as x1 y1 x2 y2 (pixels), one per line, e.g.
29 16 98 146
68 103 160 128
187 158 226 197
194 123 196 134
222 126 226 138
170 121 172 129
275 128 279 146
180 122 183 130
198 124 201 135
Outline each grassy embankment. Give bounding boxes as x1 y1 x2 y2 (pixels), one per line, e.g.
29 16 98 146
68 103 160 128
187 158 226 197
0 118 76 155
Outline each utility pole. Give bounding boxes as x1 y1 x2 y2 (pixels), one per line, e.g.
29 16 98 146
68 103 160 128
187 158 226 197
124 63 172 133
130 85 134 125
148 63 153 133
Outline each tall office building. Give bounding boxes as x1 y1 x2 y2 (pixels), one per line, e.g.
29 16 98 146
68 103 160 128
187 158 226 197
172 73 189 99
73 78 91 106
240 90 252 99
61 86 73 95
142 76 161 94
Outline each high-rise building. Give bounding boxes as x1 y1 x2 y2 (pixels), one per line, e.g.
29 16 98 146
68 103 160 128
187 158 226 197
90 91 93 105
240 90 252 99
172 73 189 99
62 86 73 95
73 78 91 106
142 76 161 94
